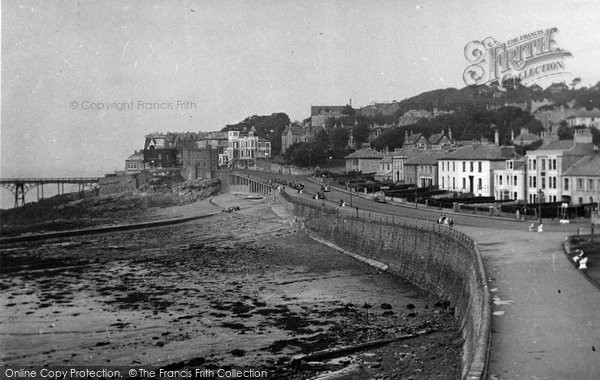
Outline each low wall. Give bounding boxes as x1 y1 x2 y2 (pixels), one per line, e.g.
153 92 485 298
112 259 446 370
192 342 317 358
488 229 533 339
279 192 491 380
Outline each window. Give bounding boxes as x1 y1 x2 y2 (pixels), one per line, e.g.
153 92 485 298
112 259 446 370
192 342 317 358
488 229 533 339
462 162 466 172
514 192 518 200
478 161 482 172
441 177 445 188
533 159 537 170
533 177 537 188
452 162 455 171
552 159 557 170
499 175 503 185
588 179 594 191
514 176 518 186
577 178 584 191
564 178 569 191
478 178 482 190
462 178 466 189
553 177 557 189
541 159 546 170
452 177 455 189
470 162 474 172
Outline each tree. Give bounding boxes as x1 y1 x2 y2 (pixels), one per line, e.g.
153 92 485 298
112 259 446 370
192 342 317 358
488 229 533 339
351 123 370 148
557 121 573 140
328 128 350 158
372 127 405 151
570 77 581 90
284 142 327 167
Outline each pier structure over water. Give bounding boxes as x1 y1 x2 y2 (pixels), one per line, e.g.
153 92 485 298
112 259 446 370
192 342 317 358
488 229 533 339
0 177 100 208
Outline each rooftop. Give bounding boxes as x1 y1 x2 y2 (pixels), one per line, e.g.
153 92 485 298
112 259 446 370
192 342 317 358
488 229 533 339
563 154 600 176
442 144 516 160
405 150 448 165
345 148 385 159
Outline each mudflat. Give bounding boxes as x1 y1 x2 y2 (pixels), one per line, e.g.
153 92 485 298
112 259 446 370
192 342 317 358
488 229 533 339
0 194 460 379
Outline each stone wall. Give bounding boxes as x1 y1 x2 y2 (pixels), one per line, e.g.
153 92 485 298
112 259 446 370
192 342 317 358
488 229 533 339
279 192 491 379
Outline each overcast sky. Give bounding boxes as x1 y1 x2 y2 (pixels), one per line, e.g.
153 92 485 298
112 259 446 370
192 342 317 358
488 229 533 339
2 0 600 180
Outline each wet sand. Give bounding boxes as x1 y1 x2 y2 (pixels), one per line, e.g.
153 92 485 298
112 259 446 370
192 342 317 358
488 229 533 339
0 194 460 379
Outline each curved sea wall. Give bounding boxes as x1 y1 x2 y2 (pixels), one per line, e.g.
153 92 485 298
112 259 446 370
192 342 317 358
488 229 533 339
279 192 491 380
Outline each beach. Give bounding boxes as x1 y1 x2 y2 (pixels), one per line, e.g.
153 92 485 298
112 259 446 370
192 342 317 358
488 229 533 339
0 194 460 379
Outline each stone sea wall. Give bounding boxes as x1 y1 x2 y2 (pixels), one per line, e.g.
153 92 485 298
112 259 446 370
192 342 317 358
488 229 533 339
279 193 491 379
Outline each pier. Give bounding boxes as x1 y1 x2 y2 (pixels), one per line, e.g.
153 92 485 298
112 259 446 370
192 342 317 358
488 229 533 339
0 177 100 208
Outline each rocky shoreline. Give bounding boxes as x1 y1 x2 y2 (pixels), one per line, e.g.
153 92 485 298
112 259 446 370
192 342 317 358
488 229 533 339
0 194 460 379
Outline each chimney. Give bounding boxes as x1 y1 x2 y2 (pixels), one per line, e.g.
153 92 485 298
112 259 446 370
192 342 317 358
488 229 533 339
574 127 593 144
494 130 499 145
349 98 352 107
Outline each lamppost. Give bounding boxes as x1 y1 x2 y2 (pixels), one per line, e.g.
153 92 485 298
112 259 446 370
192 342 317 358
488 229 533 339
538 189 544 224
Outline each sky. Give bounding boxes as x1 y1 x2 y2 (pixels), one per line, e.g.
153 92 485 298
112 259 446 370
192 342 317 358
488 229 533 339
2 0 600 182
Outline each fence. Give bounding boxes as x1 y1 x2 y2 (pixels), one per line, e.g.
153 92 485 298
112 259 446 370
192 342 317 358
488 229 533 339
279 190 491 380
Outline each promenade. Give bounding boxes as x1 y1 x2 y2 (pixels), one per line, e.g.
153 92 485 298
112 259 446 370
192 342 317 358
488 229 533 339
458 225 600 379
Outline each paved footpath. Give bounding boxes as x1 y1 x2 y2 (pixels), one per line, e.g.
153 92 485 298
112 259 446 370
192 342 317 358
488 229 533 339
458 225 600 379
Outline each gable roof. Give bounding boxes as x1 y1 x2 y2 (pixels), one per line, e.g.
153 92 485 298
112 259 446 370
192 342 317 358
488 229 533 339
283 125 303 136
404 150 448 165
405 132 425 145
428 132 452 144
345 148 385 159
563 154 600 176
442 144 516 160
534 140 576 151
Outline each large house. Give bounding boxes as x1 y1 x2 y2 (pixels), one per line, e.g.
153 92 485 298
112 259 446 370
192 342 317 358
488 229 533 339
562 154 600 205
281 125 304 154
310 105 347 127
525 128 594 203
344 148 385 173
222 130 271 168
438 144 517 196
143 133 179 168
566 109 600 130
404 151 447 188
493 158 527 201
391 148 423 183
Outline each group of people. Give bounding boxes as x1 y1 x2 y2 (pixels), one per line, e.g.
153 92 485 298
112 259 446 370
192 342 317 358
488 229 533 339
339 199 346 207
437 214 454 228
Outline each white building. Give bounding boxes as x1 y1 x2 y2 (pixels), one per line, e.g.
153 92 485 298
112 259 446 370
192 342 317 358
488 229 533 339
562 154 600 206
493 159 527 201
566 109 600 130
438 144 516 196
525 128 595 204
223 130 271 167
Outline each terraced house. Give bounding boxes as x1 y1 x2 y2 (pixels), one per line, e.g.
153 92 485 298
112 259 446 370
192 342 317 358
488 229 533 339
525 128 594 204
438 144 517 196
